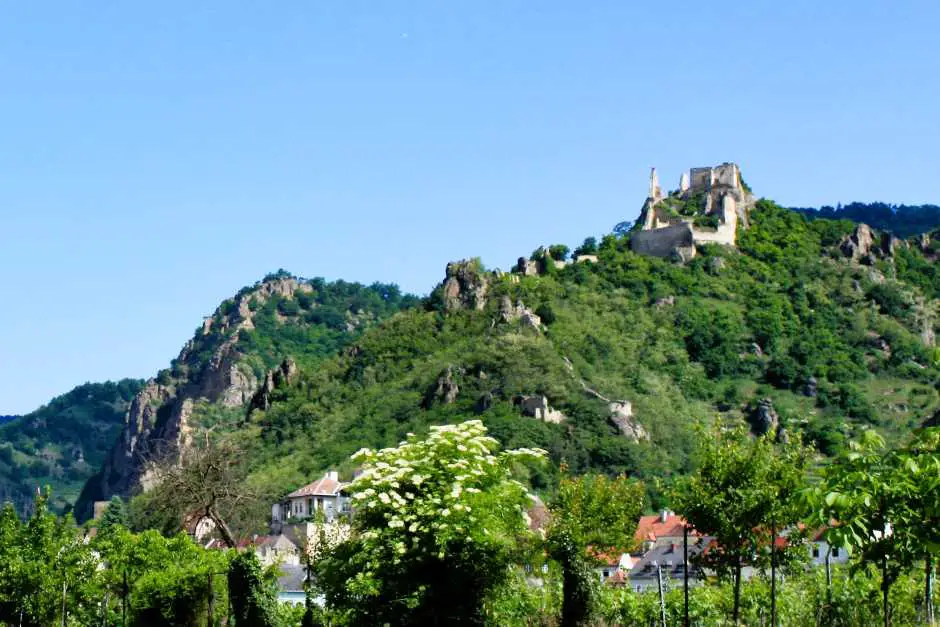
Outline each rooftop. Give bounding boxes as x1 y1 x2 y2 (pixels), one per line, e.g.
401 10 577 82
287 471 345 498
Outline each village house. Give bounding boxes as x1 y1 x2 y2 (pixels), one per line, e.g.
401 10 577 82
634 510 698 551
271 470 350 529
625 539 711 593
809 528 850 566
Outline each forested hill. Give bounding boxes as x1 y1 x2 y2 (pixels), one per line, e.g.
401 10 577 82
0 379 142 515
792 202 940 237
165 198 940 535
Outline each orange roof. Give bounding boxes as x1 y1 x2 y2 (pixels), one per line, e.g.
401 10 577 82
606 569 628 585
287 473 344 498
634 512 695 543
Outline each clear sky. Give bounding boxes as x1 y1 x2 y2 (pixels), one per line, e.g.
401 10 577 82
2 1 938 414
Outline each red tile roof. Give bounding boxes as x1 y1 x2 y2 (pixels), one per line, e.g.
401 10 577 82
287 474 344 498
634 512 696 543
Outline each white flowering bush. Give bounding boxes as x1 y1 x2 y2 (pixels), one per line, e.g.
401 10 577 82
317 420 545 625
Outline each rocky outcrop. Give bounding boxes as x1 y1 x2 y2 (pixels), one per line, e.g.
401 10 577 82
515 395 566 424
750 398 779 436
76 276 312 521
442 260 489 311
840 224 905 262
608 401 649 442
249 358 299 413
840 224 876 261
803 376 818 398
424 365 461 407
498 296 541 329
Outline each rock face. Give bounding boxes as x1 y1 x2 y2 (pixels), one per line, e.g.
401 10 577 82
249 358 299 413
751 398 779 436
441 260 489 311
608 401 649 442
75 276 309 521
515 395 566 424
425 365 461 407
840 224 876 261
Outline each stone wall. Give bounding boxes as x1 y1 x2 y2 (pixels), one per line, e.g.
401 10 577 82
630 223 694 258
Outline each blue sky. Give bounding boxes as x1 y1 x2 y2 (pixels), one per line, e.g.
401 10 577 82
2 1 938 414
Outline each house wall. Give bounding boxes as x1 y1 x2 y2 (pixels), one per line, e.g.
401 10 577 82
810 541 851 566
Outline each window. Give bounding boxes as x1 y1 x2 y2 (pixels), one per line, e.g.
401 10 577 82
812 546 820 558
832 547 840 557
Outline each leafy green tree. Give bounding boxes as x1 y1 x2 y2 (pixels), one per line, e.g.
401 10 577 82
672 426 809 624
547 473 645 627
229 550 279 627
548 244 571 262
317 420 545 626
809 428 940 627
573 237 598 256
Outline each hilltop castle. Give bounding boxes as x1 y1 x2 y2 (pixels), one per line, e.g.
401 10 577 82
631 162 755 260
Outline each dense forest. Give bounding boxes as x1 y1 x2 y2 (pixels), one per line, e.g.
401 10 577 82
0 379 142 514
793 202 940 237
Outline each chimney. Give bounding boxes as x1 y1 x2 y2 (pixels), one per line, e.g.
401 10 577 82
327 470 339 481
660 509 670 523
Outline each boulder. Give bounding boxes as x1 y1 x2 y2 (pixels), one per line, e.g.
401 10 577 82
654 296 675 308
608 401 649 442
751 398 779 436
475 392 494 414
803 376 818 398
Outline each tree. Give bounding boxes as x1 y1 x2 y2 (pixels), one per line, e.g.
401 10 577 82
317 420 545 626
809 428 940 627
612 221 633 237
143 433 262 547
547 473 645 627
98 495 129 534
672 426 808 625
229 550 278 627
549 244 571 262
573 237 598 257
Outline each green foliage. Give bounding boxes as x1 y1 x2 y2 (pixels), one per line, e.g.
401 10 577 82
98 495 129 534
547 473 645 626
549 244 571 262
671 426 810 623
317 420 545 626
229 550 279 627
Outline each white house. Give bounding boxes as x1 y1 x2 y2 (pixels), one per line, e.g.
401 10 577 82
810 528 851 566
272 471 350 525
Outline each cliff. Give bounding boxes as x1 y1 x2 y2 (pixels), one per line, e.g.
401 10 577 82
74 274 417 520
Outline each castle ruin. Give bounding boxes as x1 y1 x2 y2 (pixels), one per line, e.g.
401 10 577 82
631 162 755 260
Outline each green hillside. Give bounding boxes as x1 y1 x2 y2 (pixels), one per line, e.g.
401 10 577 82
202 200 940 523
0 379 142 514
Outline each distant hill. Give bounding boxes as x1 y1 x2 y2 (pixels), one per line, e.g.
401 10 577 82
792 202 940 237
0 416 16 426
0 380 143 515
61 195 940 539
